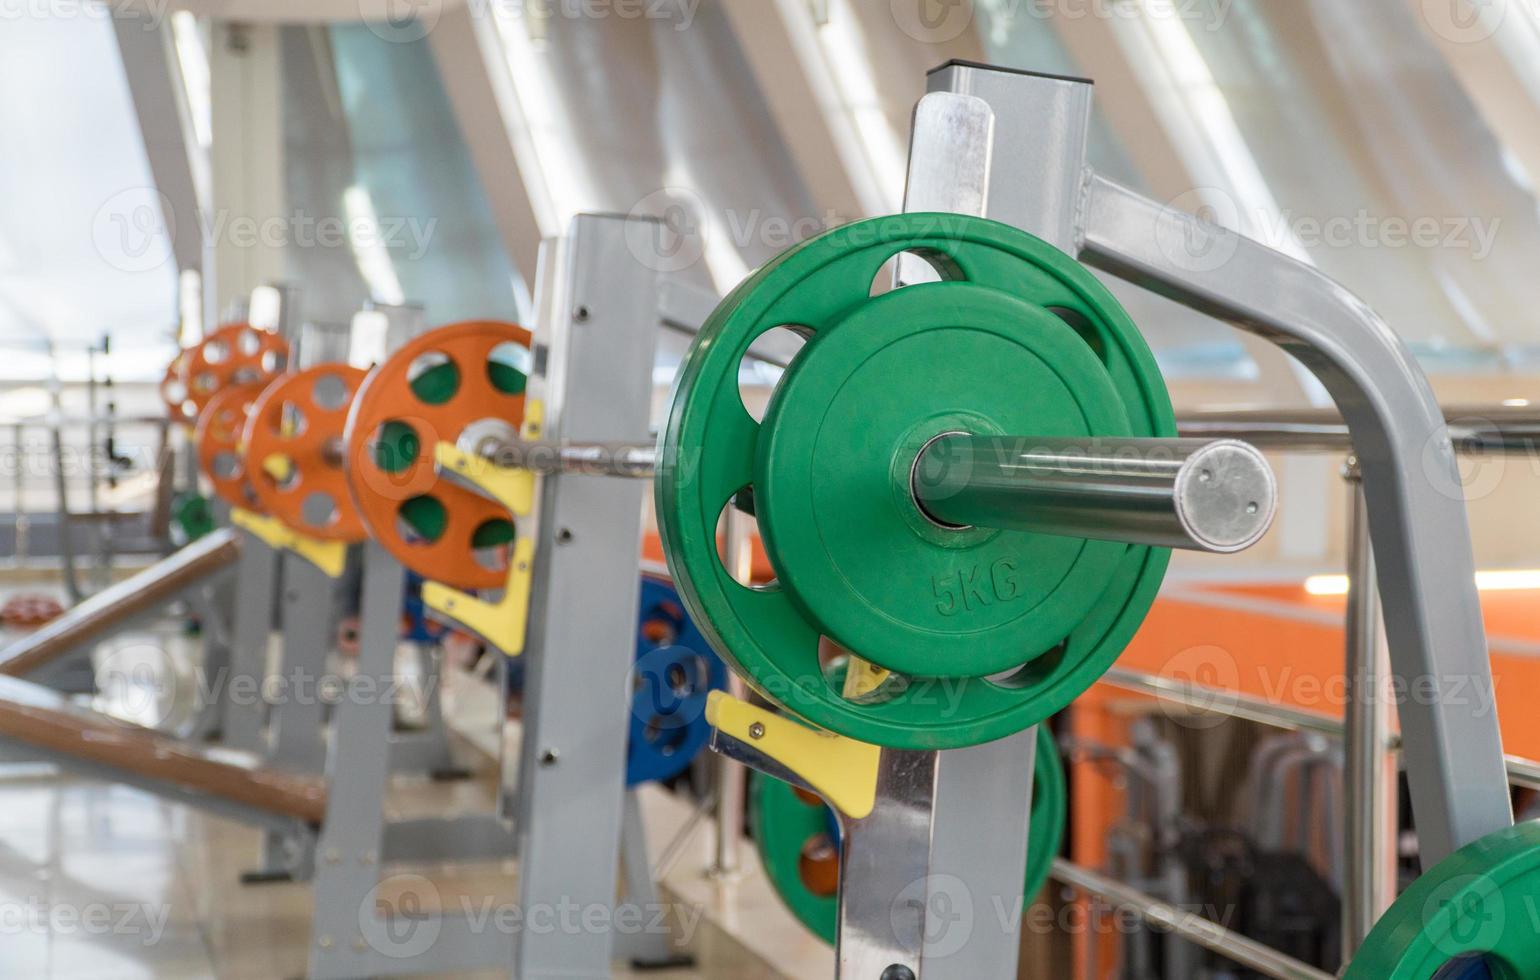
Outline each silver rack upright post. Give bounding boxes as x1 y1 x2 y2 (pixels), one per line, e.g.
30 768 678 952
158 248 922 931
926 62 1511 866
1341 458 1396 957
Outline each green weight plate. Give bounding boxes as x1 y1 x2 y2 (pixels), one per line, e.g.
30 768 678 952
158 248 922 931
656 213 1173 749
758 281 1128 677
1346 820 1540 978
752 723 1066 946
170 492 215 545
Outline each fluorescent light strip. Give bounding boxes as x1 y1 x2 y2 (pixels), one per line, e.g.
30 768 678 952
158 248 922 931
816 0 907 214
170 12 212 150
342 185 406 306
1305 570 1540 596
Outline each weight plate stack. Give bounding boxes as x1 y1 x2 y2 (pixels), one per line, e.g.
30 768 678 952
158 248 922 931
343 321 532 591
657 213 1173 749
180 324 289 418
627 575 727 786
751 720 1066 944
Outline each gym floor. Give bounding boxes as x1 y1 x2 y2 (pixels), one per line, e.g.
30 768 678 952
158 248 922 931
0 759 781 979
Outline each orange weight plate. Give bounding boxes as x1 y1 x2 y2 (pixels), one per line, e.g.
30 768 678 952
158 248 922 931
243 365 369 542
195 382 269 513
160 353 197 426
343 320 532 590
182 323 289 417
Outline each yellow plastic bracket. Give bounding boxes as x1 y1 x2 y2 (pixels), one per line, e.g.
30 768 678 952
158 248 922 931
705 691 880 820
842 656 892 701
230 508 348 579
420 401 544 656
421 537 535 656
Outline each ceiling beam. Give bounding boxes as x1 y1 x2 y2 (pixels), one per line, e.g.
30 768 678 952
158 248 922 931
427 4 552 286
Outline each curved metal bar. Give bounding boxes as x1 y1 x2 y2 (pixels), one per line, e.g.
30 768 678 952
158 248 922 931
1080 174 1511 863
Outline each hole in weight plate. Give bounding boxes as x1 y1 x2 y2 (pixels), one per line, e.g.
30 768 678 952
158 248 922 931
1047 305 1108 362
737 326 809 424
871 247 963 295
371 420 420 474
714 486 776 589
487 341 531 396
301 491 337 527
470 518 515 572
311 373 350 410
407 351 459 405
397 495 447 545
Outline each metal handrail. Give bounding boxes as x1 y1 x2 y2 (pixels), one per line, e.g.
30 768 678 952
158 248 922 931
1177 405 1540 454
1051 859 1335 980
1098 665 1540 793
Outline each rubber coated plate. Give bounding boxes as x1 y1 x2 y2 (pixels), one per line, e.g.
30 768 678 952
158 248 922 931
244 365 369 542
657 213 1173 749
195 381 270 513
1346 821 1540 978
626 576 727 786
343 321 532 591
752 723 1066 945
181 323 289 418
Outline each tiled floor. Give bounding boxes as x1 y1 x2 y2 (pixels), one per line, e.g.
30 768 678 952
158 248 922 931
0 584 806 978
0 759 788 979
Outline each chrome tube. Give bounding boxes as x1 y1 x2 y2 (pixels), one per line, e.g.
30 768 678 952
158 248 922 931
1052 859 1335 980
1342 464 1396 957
912 435 1277 553
1178 406 1540 455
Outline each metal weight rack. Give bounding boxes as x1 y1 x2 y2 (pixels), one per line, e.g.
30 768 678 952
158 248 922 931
905 61 1510 978
525 64 1517 978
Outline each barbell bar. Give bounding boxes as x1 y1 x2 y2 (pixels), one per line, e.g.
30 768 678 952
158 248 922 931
455 432 1277 555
